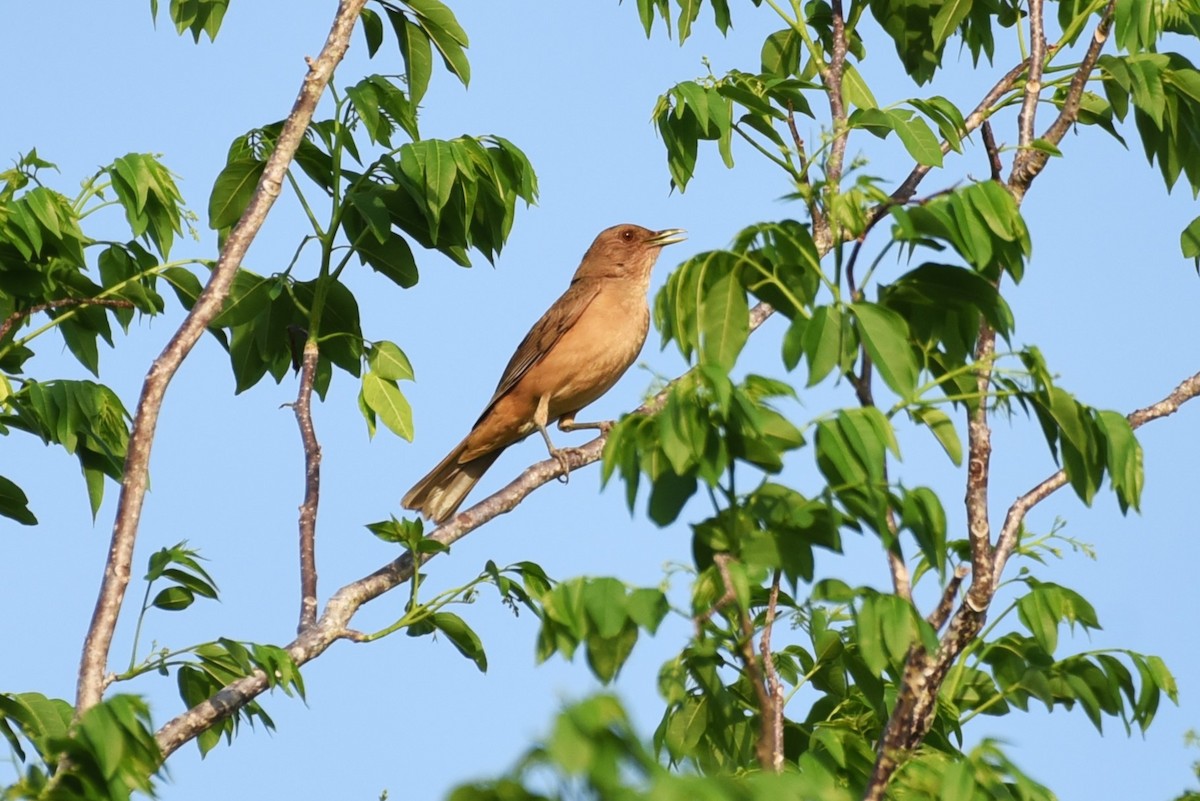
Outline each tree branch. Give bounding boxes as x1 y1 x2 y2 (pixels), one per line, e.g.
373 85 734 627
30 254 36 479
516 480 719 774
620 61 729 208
153 302 783 756
714 554 778 771
0 298 134 342
75 0 369 714
991 368 1200 584
825 0 849 191
1009 1 1116 198
760 569 785 772
981 120 1004 182
294 340 322 632
875 58 1028 224
964 319 997 608
865 367 1200 798
1015 0 1048 155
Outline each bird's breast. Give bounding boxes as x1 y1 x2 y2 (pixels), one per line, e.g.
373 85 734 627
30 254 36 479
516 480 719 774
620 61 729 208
533 286 650 417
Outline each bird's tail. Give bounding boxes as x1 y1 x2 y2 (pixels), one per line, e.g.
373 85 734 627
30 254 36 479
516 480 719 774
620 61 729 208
402 438 504 524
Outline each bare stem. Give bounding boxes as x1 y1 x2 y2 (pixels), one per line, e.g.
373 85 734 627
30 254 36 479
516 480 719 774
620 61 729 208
1009 1 1116 198
964 320 997 607
74 0 370 714
981 120 1004 181
1015 0 1048 155
825 0 849 190
0 298 134 342
761 569 785 772
294 340 322 632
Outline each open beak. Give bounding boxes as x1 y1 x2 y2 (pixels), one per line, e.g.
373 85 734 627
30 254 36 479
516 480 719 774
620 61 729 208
648 228 687 248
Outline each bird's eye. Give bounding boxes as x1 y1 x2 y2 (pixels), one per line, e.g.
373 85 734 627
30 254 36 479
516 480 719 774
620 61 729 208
622 230 634 241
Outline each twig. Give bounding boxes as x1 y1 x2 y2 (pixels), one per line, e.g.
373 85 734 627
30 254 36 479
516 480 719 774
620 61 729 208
74 0 370 714
294 340 322 632
1014 0 1048 156
1009 1 1116 198
981 121 1003 182
760 569 785 772
991 369 1200 584
872 58 1029 227
0 298 134 342
927 565 969 630
787 101 827 239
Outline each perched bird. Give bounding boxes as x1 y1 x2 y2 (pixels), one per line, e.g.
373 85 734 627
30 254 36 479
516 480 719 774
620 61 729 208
402 223 686 523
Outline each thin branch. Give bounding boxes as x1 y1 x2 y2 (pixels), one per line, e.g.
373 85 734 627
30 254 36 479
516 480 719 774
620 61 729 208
760 569 785 773
927 565 969 631
885 512 912 602
865 367 1200 798
1015 0 1048 155
873 58 1029 226
75 0 370 714
963 320 997 607
1009 0 1116 198
293 340 322 632
981 121 1004 182
154 302 780 756
714 554 778 771
825 0 849 190
1039 0 1116 147
992 369 1200 584
787 101 827 239
0 298 134 342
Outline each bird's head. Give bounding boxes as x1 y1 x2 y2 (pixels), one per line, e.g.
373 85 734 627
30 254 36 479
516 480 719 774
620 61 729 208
572 224 687 283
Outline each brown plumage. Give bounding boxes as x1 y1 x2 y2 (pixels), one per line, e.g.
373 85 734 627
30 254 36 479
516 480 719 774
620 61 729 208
402 223 686 523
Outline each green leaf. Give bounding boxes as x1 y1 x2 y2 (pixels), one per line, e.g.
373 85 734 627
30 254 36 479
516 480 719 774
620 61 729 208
910 406 963 465
583 578 629 639
152 585 196 611
343 205 419 288
362 372 414 441
432 612 487 672
761 28 802 75
850 302 919 397
208 158 265 230
803 304 847 386
700 265 749 370
368 341 415 381
360 6 384 57
1096 410 1143 512
886 110 945 167
585 620 639 683
407 0 471 86
931 0 974 47
1181 215 1200 259
389 9 434 105
841 63 878 109
0 475 36 525
211 271 273 328
626 588 669 633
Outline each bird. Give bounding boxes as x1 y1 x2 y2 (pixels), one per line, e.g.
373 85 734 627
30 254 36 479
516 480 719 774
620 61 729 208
402 223 687 523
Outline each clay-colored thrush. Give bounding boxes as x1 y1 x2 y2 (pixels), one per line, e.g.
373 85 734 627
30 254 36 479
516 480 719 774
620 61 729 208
402 223 686 523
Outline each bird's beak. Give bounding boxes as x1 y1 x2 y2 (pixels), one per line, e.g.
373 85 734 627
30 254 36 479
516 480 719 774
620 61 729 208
648 228 687 248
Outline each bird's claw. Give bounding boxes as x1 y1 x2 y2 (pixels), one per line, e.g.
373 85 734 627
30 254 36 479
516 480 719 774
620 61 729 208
551 448 572 483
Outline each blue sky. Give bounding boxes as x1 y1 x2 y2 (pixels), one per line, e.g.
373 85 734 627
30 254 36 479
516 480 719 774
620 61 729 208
2 2 1199 799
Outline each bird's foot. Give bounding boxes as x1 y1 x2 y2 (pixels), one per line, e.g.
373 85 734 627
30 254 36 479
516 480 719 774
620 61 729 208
551 447 572 483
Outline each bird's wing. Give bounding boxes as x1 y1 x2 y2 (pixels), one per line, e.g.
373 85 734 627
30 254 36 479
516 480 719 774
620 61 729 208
476 279 602 423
